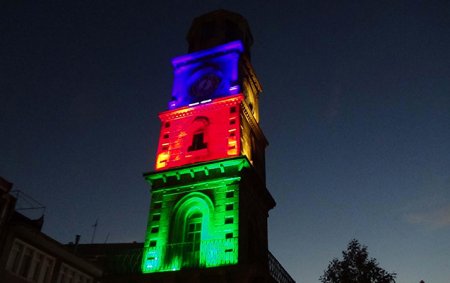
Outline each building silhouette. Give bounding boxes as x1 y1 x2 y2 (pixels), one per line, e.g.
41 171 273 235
0 177 102 283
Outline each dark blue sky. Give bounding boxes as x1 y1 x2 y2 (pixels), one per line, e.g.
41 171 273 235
1 1 449 283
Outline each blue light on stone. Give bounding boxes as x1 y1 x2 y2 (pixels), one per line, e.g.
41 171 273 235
169 41 244 109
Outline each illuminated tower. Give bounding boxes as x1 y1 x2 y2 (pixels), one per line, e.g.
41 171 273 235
141 10 290 283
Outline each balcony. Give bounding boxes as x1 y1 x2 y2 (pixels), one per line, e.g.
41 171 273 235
88 242 295 283
142 238 239 273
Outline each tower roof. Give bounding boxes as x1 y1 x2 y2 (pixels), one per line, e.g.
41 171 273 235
186 9 254 58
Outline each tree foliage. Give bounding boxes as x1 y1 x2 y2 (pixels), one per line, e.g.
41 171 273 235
320 239 396 283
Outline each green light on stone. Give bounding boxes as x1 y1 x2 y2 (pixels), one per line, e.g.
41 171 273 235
142 158 249 273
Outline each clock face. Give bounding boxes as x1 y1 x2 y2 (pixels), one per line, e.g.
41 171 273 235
190 73 221 100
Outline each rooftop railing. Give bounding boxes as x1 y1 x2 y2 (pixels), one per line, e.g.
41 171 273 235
268 251 296 283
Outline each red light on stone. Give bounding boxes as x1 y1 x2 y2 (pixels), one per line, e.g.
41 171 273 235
155 95 243 170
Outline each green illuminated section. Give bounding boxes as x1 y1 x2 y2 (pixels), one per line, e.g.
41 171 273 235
141 157 249 273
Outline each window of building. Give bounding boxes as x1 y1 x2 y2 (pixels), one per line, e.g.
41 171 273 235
6 239 55 283
57 263 93 283
19 247 33 277
164 122 170 128
187 116 209 153
225 217 234 224
151 227 159 233
188 132 207 151
225 233 233 239
230 106 236 113
7 240 23 273
163 133 169 139
152 214 160 221
226 204 234 211
226 191 234 198
153 202 162 209
185 213 202 254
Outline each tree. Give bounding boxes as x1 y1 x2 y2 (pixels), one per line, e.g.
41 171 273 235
320 239 396 283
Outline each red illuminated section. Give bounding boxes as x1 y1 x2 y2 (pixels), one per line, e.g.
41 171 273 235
155 95 243 170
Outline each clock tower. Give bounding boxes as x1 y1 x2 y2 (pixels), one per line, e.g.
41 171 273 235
141 10 294 283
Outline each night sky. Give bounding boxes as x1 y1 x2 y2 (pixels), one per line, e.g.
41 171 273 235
1 1 449 283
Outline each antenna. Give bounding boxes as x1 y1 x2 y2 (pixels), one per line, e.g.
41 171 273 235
11 189 46 218
104 232 110 244
91 219 98 243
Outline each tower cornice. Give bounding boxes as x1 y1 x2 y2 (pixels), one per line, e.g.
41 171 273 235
144 156 250 188
159 95 244 121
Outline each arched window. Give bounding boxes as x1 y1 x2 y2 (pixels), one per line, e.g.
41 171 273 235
168 193 214 269
185 212 202 251
188 117 209 152
184 212 202 266
189 132 207 151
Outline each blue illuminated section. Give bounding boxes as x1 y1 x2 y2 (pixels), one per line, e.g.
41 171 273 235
169 40 244 109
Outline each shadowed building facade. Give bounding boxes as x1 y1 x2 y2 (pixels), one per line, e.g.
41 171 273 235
0 177 102 283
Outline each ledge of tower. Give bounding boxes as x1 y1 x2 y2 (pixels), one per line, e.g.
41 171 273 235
186 9 254 58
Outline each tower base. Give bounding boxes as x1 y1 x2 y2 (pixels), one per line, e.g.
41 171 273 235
102 263 276 283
